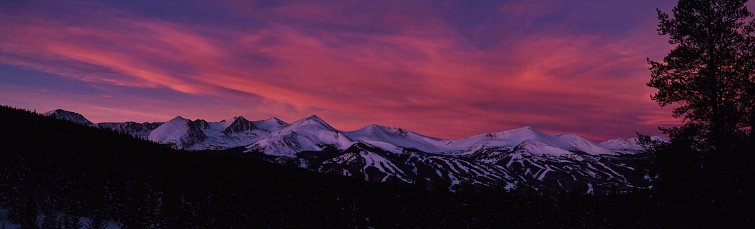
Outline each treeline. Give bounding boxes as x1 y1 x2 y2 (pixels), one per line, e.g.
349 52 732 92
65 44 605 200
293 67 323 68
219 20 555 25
639 130 755 228
0 105 689 228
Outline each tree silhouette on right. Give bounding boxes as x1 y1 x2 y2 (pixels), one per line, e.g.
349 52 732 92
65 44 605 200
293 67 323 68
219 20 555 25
648 0 754 152
647 0 755 226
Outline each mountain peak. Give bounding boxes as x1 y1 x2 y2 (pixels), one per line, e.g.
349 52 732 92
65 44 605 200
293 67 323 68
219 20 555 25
303 114 323 121
43 109 73 116
288 115 335 130
514 126 536 131
43 108 65 114
43 109 94 126
148 116 207 148
262 117 286 125
231 116 249 122
169 116 188 122
345 124 446 153
511 126 547 135
359 124 387 132
359 124 408 133
482 126 545 140
598 136 669 153
252 117 287 132
222 116 256 135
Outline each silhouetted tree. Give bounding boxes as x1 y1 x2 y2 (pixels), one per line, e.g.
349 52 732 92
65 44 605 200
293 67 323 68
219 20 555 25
647 0 755 226
648 0 754 150
15 193 38 229
60 212 81 229
40 208 60 229
85 210 107 229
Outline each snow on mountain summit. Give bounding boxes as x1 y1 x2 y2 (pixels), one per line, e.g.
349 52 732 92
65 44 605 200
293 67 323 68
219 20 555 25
43 109 94 126
553 133 617 155
440 126 623 156
148 116 207 149
344 124 446 153
253 117 287 131
280 115 336 132
96 121 163 139
344 125 623 156
445 126 560 153
247 115 354 157
221 116 256 135
599 136 669 154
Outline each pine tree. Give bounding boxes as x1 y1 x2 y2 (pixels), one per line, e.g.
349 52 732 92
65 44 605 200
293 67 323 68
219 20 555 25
40 208 60 229
84 209 107 229
85 216 107 229
60 213 82 229
648 0 755 150
16 194 39 229
648 0 755 226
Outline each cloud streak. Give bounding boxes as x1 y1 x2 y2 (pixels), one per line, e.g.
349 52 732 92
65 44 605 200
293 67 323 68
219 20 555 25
0 0 686 141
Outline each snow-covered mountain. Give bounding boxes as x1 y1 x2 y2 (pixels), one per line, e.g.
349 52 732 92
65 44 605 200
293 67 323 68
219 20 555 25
145 116 276 150
42 109 162 139
247 115 354 157
96 121 163 139
599 136 669 153
344 124 446 153
147 116 208 149
45 109 665 193
43 109 94 126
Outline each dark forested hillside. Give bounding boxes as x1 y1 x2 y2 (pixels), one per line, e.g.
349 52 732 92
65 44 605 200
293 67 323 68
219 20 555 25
0 105 671 228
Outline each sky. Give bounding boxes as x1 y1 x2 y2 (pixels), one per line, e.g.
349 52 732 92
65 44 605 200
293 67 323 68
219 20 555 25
3 0 745 141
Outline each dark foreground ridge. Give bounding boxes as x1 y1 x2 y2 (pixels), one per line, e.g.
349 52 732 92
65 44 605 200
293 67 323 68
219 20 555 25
0 105 734 228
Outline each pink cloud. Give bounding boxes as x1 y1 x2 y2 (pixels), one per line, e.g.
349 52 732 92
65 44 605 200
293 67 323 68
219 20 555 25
0 0 678 141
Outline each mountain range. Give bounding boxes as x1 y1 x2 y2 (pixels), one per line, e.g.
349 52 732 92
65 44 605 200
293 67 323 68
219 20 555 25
43 109 666 193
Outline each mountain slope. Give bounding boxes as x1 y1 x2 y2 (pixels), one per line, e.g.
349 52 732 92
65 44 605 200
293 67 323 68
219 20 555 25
43 109 94 126
44 108 661 193
599 136 669 154
145 116 270 150
96 121 163 139
444 126 580 156
344 124 446 153
247 115 355 157
252 117 287 131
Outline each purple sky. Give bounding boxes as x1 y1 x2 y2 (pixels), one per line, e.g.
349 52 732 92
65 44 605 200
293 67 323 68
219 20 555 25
3 0 741 141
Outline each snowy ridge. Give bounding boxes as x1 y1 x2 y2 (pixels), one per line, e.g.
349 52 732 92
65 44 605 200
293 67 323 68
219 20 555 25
553 133 617 155
43 109 94 126
443 126 586 156
599 136 669 153
145 115 273 150
345 125 633 157
44 109 658 156
246 115 355 157
252 117 287 132
221 116 256 135
147 116 207 149
344 124 446 153
45 109 663 193
96 121 163 139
